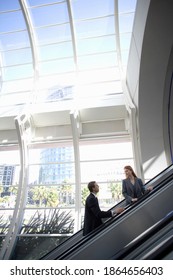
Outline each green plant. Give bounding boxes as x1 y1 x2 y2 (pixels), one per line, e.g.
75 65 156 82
0 215 9 234
11 208 74 259
20 208 74 234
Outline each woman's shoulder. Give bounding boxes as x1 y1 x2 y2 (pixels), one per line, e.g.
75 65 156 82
136 177 143 184
136 177 142 181
122 178 129 183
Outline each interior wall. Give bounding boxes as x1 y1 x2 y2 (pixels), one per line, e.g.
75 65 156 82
138 0 173 179
126 0 173 180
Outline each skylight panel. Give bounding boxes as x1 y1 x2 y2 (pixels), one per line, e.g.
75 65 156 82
71 0 114 20
0 11 26 33
35 23 71 45
29 2 69 27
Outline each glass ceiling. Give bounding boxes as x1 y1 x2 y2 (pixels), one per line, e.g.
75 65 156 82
0 0 137 115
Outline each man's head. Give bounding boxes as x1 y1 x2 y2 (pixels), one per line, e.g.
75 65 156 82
88 181 99 194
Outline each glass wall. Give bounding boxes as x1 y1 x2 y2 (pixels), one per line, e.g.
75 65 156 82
0 137 134 259
80 139 134 223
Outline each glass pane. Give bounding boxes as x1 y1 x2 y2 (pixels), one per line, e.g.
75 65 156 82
0 31 30 51
29 147 74 164
78 52 117 70
0 150 20 165
80 140 134 209
82 182 124 208
120 33 131 50
28 147 75 186
121 50 129 67
119 13 135 33
39 58 75 75
38 42 73 61
72 0 114 19
75 16 115 38
77 36 116 55
27 0 64 6
2 48 32 66
28 163 75 185
0 0 20 11
0 11 26 33
35 24 71 45
1 79 34 94
80 142 133 160
0 154 20 209
2 64 34 81
27 184 75 207
118 0 137 13
81 159 133 182
29 3 69 27
0 185 19 209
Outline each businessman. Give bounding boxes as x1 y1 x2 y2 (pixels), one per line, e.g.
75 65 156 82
83 181 124 236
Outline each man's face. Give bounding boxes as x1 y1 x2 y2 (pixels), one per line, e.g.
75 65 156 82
93 182 99 193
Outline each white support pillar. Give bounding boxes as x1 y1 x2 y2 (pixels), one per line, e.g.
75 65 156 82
0 113 32 259
70 110 81 233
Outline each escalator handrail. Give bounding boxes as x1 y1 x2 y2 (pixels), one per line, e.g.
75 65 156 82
142 235 173 260
143 163 173 185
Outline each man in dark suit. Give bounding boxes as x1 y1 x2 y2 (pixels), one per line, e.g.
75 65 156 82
83 181 124 236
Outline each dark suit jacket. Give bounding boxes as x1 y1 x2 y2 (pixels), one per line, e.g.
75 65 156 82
83 193 112 236
122 177 145 205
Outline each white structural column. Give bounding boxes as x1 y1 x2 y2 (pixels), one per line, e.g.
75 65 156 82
0 113 32 259
70 110 81 233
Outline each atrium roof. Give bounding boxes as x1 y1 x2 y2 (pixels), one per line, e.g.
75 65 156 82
0 0 136 113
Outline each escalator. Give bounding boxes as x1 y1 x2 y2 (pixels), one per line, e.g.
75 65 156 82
39 199 126 259
111 210 173 259
41 164 173 260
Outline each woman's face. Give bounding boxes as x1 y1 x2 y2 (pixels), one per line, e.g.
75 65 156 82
124 168 132 178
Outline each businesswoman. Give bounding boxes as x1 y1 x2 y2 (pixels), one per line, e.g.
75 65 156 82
122 165 153 206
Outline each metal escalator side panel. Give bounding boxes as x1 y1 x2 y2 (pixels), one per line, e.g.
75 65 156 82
59 181 173 259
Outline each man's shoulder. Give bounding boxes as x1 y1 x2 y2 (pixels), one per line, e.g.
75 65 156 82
86 193 94 200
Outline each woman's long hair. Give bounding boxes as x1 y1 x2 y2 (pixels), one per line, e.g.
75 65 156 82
124 165 137 178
